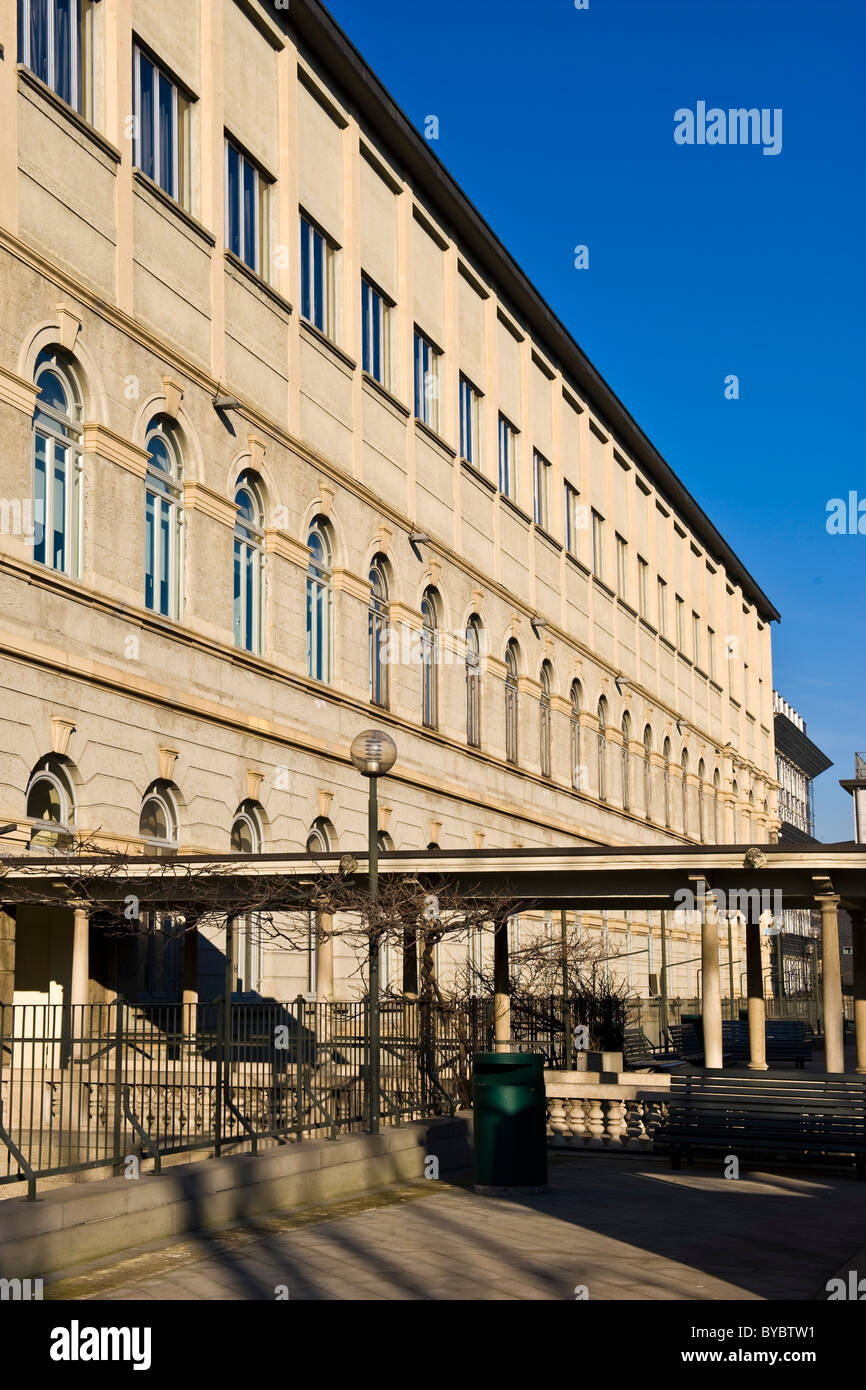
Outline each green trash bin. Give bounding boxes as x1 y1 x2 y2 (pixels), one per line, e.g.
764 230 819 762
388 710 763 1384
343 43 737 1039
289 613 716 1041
472 1052 548 1193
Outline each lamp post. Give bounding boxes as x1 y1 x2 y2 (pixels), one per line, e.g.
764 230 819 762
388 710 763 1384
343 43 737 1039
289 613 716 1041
350 729 397 1136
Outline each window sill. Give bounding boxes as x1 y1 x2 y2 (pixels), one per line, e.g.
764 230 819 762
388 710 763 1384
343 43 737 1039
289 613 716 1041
639 616 657 636
534 523 563 553
592 575 615 600
499 494 532 527
134 169 215 246
414 417 456 459
617 597 638 619
299 317 355 373
677 652 694 670
18 65 122 164
565 551 591 579
225 250 293 317
659 634 676 653
460 459 496 494
362 372 410 418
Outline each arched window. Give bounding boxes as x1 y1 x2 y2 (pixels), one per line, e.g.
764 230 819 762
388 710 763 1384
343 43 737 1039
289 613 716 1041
32 348 82 577
368 556 390 708
698 759 706 841
621 712 632 810
505 640 520 764
570 681 582 790
26 757 75 850
643 726 653 820
732 778 740 841
231 802 263 854
466 616 482 748
713 769 722 842
139 783 179 855
306 519 332 682
231 803 264 992
539 661 553 779
680 749 689 834
747 788 755 840
421 587 439 729
663 737 672 828
144 415 183 619
597 698 608 802
306 818 334 856
233 474 264 654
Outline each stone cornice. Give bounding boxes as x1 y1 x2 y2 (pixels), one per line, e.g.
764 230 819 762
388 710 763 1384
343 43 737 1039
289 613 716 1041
332 568 369 602
265 531 310 567
0 366 38 415
183 483 236 527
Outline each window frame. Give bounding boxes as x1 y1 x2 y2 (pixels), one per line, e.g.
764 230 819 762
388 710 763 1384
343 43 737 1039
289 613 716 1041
591 509 604 581
498 414 518 500
413 328 440 432
421 588 439 730
133 40 191 208
564 481 581 558
233 474 265 656
504 640 520 765
18 0 94 118
459 374 481 467
32 349 82 580
533 450 551 530
368 556 390 709
616 533 628 600
465 617 482 748
306 520 332 684
144 414 184 622
361 274 391 387
226 136 270 278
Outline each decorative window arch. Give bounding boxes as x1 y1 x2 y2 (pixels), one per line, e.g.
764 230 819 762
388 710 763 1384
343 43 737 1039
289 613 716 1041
713 769 722 842
231 801 264 854
505 640 520 765
747 787 755 841
233 474 264 654
465 616 482 748
732 778 740 841
139 782 179 854
597 697 608 802
698 759 706 841
570 680 582 790
643 725 653 820
307 818 334 856
306 518 332 682
680 749 689 834
144 415 183 619
539 661 553 779
26 757 76 850
368 555 390 708
32 348 82 578
621 711 632 810
421 587 439 730
663 737 672 828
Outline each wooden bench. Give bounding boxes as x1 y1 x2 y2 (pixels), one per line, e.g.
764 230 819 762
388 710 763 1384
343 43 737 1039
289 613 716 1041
623 1028 686 1072
653 1071 866 1178
668 1020 814 1069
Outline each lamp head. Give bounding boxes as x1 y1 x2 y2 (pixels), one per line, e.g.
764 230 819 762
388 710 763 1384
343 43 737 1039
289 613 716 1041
350 729 397 779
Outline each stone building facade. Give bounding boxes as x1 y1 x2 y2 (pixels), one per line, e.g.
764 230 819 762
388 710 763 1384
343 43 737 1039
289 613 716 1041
0 0 780 1007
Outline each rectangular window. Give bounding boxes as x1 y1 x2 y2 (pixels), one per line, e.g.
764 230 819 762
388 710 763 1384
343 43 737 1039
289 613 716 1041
692 611 701 667
459 374 481 466
616 534 628 600
133 44 191 207
707 627 716 680
591 510 604 580
498 416 518 499
533 451 551 530
300 213 336 336
657 577 668 637
414 329 440 432
676 595 686 651
638 556 649 618
564 482 581 558
18 0 95 117
226 139 269 276
361 276 390 386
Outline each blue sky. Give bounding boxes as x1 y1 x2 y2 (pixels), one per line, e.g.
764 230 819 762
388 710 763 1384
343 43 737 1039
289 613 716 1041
325 0 866 841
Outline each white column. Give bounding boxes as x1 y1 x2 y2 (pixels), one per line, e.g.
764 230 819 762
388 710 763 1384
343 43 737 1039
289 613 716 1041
701 888 723 1068
818 895 845 1074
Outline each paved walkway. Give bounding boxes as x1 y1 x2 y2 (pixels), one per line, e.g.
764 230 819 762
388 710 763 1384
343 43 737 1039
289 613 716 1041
46 1152 866 1301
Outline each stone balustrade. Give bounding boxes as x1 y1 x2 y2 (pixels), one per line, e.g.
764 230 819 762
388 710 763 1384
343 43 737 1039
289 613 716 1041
544 1069 672 1152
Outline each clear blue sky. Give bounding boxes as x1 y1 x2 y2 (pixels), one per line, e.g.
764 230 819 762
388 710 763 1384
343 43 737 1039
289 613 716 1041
324 0 866 841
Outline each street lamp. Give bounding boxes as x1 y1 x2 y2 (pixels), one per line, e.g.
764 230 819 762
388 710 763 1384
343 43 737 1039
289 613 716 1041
349 729 397 1135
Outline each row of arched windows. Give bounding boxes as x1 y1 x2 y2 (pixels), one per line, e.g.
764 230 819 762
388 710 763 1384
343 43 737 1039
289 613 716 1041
32 348 266 652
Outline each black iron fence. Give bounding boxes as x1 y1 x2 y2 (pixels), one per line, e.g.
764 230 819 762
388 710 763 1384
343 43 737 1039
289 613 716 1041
627 994 824 1052
0 998 470 1197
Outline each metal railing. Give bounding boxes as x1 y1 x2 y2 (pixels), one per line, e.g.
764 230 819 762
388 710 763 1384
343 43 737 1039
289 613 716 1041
627 994 823 1052
0 997 468 1196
